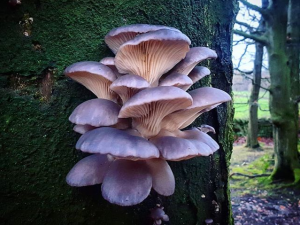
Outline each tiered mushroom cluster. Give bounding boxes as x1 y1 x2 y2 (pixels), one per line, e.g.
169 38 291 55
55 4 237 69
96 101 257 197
65 24 231 206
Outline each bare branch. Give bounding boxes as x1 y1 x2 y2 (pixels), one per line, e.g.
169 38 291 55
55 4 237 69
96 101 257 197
239 0 267 16
236 20 255 30
233 29 268 45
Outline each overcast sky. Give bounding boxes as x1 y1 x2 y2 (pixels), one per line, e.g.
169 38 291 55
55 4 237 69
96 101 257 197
232 0 268 71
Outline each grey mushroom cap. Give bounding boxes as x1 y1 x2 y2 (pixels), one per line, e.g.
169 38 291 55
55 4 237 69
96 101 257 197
145 159 175 196
105 24 181 54
73 124 96 134
115 29 191 86
66 154 113 187
159 72 193 90
150 129 219 161
110 74 150 103
76 127 160 160
101 159 152 206
188 66 211 84
69 98 121 127
172 47 217 75
64 61 118 101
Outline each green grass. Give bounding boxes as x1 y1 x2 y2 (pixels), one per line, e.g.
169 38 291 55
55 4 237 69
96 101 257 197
233 91 270 119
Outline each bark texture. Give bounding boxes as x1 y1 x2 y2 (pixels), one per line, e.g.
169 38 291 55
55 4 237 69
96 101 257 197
266 0 300 181
0 0 237 224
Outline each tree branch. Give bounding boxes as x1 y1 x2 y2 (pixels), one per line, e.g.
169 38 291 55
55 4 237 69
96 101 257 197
236 20 255 30
239 0 268 17
233 29 268 45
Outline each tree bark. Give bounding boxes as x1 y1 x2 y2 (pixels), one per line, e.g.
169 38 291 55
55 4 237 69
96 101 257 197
0 0 237 224
246 0 268 149
246 42 263 148
266 0 300 181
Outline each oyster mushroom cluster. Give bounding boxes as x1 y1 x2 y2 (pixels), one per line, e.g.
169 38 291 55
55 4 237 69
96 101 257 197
65 24 231 206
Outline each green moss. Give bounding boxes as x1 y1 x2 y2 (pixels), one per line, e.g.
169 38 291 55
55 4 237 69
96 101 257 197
0 0 237 224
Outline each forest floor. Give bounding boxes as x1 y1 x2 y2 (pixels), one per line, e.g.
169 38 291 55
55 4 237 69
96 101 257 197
230 138 300 225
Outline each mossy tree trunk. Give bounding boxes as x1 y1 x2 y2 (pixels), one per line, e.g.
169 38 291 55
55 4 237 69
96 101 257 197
266 0 300 181
246 41 263 149
0 0 237 224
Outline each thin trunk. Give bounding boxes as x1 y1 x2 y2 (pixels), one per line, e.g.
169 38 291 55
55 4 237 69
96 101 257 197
267 0 300 181
246 42 263 148
246 0 268 149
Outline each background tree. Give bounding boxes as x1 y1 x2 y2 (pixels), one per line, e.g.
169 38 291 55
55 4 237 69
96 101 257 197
0 0 237 224
234 0 300 182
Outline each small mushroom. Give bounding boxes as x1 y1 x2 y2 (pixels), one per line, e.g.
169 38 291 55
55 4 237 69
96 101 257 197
197 124 216 134
159 72 193 90
150 204 169 225
64 61 118 102
205 218 213 225
115 29 191 86
76 127 160 160
171 47 217 75
100 57 122 77
66 154 113 186
188 66 211 84
118 86 193 138
105 24 181 54
73 124 96 134
110 74 150 103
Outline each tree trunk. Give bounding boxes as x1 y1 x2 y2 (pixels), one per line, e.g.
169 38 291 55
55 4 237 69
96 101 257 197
266 0 300 181
0 0 237 224
246 0 268 149
246 42 263 148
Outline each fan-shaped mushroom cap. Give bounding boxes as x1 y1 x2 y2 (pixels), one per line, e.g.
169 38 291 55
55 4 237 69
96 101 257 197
188 66 211 84
115 29 191 86
110 74 150 103
119 86 193 138
66 154 113 186
76 127 159 160
105 24 180 54
100 57 122 77
64 61 118 102
171 47 217 75
161 87 231 131
101 159 152 206
145 159 175 196
159 72 193 90
69 99 122 127
73 124 96 134
150 129 219 161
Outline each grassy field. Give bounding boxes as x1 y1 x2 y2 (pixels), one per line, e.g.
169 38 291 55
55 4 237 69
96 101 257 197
233 91 270 119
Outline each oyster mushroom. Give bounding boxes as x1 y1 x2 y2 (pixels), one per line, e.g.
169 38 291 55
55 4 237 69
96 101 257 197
105 24 181 54
159 72 193 90
64 61 118 102
118 86 193 138
115 29 191 86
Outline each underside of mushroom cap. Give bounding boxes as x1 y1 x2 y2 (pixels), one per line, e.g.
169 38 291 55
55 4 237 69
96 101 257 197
115 29 191 86
150 129 219 161
64 61 118 101
110 74 150 103
76 127 160 160
161 87 231 131
101 159 152 206
66 154 113 186
69 98 122 127
119 86 193 138
188 66 211 84
73 124 96 134
171 47 217 75
159 72 193 90
105 24 181 54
